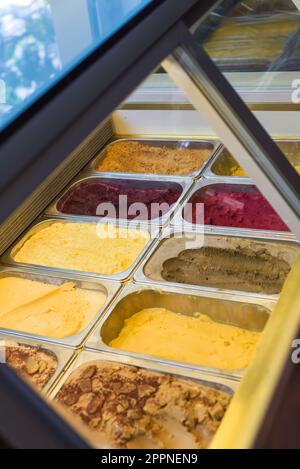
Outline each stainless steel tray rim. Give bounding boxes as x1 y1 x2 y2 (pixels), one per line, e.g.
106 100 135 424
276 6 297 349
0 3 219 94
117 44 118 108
86 341 243 382
49 348 238 404
133 276 279 301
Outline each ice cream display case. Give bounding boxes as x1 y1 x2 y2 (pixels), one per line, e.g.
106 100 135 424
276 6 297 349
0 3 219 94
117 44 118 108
0 0 300 450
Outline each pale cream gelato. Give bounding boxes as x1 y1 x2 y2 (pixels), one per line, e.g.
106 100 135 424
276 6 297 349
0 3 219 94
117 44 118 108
13 222 149 275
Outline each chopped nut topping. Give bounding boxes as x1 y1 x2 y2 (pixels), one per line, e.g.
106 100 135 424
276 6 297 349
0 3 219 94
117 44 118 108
56 360 232 449
87 396 103 415
38 360 47 373
25 357 40 375
78 379 92 393
5 342 57 390
80 365 97 379
138 384 156 398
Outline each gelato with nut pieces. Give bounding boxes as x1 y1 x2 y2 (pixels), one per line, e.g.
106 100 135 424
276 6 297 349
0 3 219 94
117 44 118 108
56 361 232 449
96 141 212 175
4 340 58 390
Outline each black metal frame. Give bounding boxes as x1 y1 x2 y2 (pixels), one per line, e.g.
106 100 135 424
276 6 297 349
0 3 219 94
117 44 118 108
184 0 239 38
0 0 299 448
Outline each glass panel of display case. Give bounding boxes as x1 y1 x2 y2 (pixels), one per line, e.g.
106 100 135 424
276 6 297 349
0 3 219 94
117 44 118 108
200 0 300 73
174 0 300 238
163 49 300 236
0 0 153 131
194 0 300 103
144 1 300 107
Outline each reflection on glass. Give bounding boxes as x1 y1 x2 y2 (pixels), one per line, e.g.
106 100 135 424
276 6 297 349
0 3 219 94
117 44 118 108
189 0 300 176
0 0 152 131
162 45 300 235
198 0 300 72
0 0 61 125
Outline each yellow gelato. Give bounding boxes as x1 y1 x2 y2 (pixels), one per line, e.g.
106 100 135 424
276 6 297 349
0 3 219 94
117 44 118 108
0 277 106 338
231 166 247 177
231 164 300 177
110 308 261 370
13 222 149 275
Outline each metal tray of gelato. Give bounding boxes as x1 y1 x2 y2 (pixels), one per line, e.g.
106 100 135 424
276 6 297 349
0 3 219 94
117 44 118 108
86 283 273 381
0 332 75 395
134 227 300 299
89 137 220 179
204 140 300 179
1 217 159 282
49 348 236 449
0 265 121 348
45 174 193 228
172 177 297 239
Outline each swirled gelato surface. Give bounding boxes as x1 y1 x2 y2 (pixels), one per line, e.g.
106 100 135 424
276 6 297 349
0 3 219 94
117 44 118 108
13 222 149 275
162 245 291 294
0 277 106 338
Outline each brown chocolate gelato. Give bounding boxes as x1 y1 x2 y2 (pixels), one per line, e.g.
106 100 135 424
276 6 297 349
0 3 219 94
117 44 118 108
96 141 212 175
5 341 58 390
162 246 291 294
56 361 231 449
